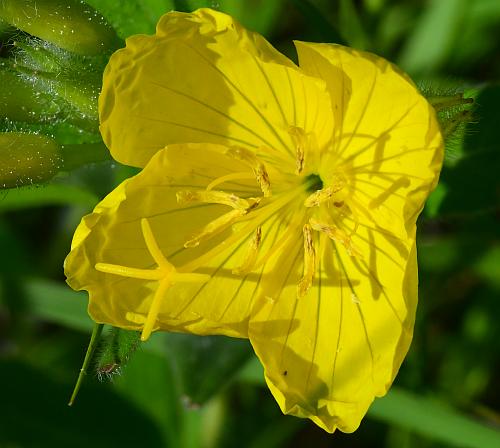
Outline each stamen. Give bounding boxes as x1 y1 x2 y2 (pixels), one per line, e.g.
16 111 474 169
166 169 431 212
226 147 271 197
288 126 306 174
180 186 305 273
304 181 344 208
251 211 303 271
184 208 247 248
297 224 315 298
206 172 255 191
309 217 362 258
177 189 253 210
232 226 262 275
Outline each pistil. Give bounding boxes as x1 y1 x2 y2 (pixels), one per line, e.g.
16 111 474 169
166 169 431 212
95 218 210 341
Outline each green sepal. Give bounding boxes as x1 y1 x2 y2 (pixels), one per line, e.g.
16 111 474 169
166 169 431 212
421 84 476 164
0 0 121 56
95 327 141 381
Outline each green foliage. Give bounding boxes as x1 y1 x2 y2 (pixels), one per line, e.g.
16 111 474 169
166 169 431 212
84 0 176 37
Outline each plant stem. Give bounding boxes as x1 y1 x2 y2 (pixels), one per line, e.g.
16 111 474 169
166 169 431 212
68 322 104 406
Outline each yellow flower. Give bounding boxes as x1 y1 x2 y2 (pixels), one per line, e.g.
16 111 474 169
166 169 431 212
64 9 443 433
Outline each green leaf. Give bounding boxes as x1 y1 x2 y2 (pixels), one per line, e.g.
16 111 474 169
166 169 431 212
288 0 345 44
158 332 253 406
85 0 175 38
239 358 500 447
220 0 284 36
0 183 99 211
113 349 184 447
399 0 468 74
23 278 92 332
338 0 368 49
369 388 500 448
474 245 500 290
0 359 165 448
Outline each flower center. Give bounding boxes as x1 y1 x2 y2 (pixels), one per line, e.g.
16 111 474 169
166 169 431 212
93 147 362 340
304 173 323 192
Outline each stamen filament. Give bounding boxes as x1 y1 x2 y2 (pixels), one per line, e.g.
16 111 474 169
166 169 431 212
206 172 255 191
289 126 306 174
252 211 303 271
297 224 315 298
95 263 165 280
177 189 252 210
184 208 247 248
304 183 344 208
226 147 271 197
180 186 305 273
233 226 262 275
141 279 170 341
309 217 362 258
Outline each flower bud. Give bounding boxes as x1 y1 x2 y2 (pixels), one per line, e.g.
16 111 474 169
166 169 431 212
0 67 61 123
0 0 120 56
3 38 101 131
0 132 63 188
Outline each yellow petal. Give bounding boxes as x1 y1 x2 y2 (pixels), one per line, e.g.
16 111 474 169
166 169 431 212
295 42 443 238
100 9 333 168
249 222 417 432
64 143 294 338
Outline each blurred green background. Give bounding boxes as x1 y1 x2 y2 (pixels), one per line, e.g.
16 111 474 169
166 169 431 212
0 0 499 447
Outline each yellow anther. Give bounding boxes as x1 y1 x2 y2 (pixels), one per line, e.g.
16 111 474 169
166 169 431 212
233 226 262 275
206 172 255 191
226 147 271 197
309 217 362 258
304 182 344 208
288 126 307 174
184 208 247 248
297 224 315 298
177 189 251 210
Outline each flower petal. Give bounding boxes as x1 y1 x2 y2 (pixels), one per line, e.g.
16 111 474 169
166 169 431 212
100 9 333 168
249 225 417 433
65 142 291 338
295 42 443 237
